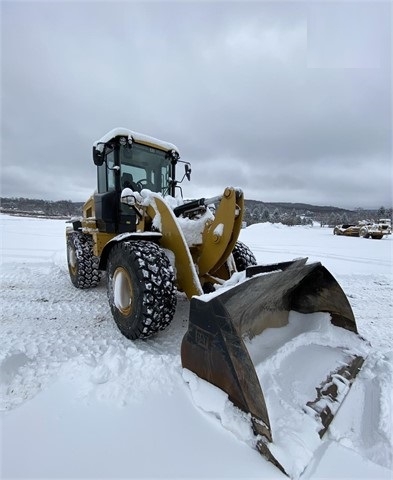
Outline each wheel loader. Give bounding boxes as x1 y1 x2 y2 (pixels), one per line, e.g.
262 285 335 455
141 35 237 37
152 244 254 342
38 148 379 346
66 128 368 476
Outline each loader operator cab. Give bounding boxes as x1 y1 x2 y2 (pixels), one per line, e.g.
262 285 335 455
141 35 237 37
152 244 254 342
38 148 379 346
91 129 191 234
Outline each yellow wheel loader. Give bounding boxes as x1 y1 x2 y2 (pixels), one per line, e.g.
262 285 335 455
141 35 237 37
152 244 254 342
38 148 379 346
66 128 367 476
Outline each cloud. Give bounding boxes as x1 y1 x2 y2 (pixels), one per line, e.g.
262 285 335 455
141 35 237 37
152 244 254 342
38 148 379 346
1 1 391 210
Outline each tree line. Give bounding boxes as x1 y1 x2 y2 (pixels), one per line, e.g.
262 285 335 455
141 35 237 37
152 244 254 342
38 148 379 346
1 196 391 226
0 197 83 217
243 201 392 227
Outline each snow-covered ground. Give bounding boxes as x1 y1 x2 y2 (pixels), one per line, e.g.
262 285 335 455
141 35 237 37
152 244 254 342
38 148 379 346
1 214 392 479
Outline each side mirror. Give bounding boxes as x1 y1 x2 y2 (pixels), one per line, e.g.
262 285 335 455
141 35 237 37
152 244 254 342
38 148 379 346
92 146 104 166
185 164 191 181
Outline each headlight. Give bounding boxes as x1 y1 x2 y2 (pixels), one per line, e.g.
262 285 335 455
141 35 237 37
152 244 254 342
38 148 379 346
121 187 136 205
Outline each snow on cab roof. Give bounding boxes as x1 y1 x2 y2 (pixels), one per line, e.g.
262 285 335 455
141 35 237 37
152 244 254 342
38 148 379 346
93 127 180 154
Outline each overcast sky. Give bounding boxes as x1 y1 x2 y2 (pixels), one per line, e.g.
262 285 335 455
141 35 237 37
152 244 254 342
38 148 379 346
1 1 392 209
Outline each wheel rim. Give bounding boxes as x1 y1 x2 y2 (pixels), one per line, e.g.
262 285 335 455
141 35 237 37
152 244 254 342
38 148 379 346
113 267 133 316
68 245 77 275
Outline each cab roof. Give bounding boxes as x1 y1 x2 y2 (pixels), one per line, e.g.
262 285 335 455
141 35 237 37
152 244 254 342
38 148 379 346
93 127 180 154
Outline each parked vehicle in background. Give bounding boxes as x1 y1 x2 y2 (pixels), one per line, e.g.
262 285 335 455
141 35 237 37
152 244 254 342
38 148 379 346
333 224 361 236
359 219 392 239
334 219 392 239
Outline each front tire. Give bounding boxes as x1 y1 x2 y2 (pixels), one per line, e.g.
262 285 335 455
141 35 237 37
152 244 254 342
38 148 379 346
107 240 177 340
360 227 369 238
67 231 101 288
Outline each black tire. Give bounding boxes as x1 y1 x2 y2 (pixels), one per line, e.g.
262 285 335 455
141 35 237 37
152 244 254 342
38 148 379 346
67 231 101 288
232 241 257 272
107 240 177 340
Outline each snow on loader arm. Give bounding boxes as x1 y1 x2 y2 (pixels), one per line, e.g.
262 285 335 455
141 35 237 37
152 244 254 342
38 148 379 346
181 258 368 477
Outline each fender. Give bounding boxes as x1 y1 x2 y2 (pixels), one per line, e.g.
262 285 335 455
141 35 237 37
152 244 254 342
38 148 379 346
98 232 162 270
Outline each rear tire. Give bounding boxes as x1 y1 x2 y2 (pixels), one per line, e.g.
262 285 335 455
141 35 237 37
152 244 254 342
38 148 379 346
107 240 177 339
232 241 257 271
67 231 101 288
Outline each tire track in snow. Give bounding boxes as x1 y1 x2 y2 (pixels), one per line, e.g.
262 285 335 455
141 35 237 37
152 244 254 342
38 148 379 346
0 261 187 410
337 274 393 351
248 244 389 268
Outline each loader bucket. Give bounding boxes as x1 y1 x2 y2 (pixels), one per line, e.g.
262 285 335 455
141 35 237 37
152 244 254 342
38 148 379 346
181 258 368 476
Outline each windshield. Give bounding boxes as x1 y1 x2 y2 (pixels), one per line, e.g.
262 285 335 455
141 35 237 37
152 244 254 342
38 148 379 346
119 143 172 195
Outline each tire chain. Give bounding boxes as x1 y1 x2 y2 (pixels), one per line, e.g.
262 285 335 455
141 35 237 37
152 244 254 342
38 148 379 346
109 241 177 339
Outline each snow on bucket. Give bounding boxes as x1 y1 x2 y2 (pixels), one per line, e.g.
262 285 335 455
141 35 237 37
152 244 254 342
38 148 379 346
181 258 369 477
